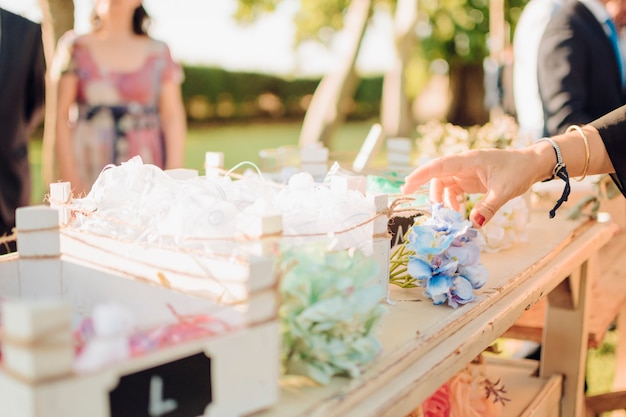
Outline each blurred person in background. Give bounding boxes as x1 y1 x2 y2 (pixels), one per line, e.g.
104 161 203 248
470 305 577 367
51 0 186 195
0 7 45 254
537 0 626 136
513 0 564 142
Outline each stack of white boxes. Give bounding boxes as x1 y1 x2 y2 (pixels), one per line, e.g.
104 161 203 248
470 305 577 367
300 143 329 180
0 156 395 416
386 137 413 172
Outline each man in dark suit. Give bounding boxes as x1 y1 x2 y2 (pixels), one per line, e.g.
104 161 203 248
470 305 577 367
0 8 46 254
537 0 626 136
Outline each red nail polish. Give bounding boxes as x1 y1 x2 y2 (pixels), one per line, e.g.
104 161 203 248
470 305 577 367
475 214 486 227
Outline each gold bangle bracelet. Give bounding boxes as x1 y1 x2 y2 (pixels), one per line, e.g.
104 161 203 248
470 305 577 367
566 125 590 181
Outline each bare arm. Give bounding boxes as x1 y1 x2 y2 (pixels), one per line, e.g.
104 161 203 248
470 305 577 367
54 73 88 194
402 125 614 227
159 80 186 170
550 125 614 178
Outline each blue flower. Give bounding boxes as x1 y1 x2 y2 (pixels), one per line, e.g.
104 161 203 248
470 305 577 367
430 204 472 235
424 273 452 305
405 225 452 256
397 203 489 308
446 240 481 266
458 263 489 289
448 275 476 308
407 256 433 281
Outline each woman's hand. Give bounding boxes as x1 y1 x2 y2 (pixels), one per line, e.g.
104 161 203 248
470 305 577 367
401 148 543 227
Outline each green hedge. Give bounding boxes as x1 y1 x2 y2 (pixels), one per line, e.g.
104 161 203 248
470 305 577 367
181 66 382 122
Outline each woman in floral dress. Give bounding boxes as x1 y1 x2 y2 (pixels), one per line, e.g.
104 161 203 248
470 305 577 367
52 0 186 194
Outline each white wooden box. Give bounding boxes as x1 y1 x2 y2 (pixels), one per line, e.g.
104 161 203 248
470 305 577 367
0 205 281 417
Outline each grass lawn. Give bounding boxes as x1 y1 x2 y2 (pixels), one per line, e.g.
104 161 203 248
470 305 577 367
587 329 619 396
29 119 375 204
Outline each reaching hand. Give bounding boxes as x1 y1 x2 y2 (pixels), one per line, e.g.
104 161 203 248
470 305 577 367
401 148 540 228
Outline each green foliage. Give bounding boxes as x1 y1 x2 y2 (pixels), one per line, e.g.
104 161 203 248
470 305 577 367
418 0 488 65
233 0 280 23
182 66 287 103
586 330 618 396
180 65 382 121
417 0 527 65
294 0 354 44
234 0 528 68
236 0 379 44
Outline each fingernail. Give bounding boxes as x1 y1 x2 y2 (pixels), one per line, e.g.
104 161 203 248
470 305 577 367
474 214 486 227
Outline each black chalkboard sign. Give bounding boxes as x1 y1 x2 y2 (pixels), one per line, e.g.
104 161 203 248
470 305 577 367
109 352 212 417
388 212 423 249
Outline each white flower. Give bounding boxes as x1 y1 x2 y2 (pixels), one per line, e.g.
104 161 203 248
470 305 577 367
474 195 529 253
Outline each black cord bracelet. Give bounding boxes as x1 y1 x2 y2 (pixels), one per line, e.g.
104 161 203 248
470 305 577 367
539 138 571 218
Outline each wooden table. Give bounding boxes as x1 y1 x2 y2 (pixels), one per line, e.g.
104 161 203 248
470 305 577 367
504 231 626 350
252 210 617 417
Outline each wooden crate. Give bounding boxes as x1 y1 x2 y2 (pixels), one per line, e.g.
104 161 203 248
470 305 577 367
486 356 562 417
408 356 561 417
0 205 281 417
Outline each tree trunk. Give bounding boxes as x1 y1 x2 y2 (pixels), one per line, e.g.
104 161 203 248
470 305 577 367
38 0 75 187
446 62 489 127
380 0 417 139
298 0 372 148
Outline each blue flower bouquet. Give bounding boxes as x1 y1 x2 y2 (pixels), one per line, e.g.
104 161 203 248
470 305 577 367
389 204 488 308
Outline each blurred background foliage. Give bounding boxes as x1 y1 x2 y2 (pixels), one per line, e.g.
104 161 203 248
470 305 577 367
232 0 529 126
181 66 382 123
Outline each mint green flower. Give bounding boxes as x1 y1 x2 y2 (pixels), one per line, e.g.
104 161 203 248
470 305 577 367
279 244 385 384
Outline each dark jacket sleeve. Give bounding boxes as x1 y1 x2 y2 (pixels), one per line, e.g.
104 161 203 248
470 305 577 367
25 23 45 128
590 105 626 195
0 10 46 238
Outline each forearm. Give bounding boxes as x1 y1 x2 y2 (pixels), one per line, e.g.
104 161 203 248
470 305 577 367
55 117 78 182
54 75 83 186
527 125 614 183
162 115 186 169
159 83 186 169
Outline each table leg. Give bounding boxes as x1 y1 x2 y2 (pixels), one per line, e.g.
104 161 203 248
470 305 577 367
540 253 596 417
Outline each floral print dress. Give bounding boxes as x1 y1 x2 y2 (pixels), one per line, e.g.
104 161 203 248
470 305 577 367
53 31 183 186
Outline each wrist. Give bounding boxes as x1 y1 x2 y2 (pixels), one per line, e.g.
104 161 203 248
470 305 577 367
530 138 571 218
528 140 559 182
